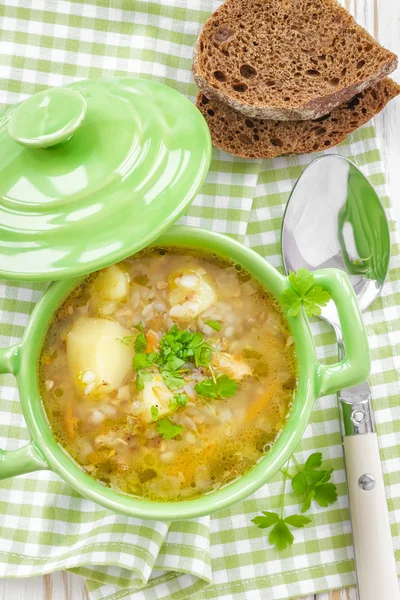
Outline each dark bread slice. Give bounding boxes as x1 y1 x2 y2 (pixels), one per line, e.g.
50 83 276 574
196 78 400 159
193 0 398 121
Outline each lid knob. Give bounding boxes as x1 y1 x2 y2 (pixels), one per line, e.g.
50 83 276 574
8 87 87 148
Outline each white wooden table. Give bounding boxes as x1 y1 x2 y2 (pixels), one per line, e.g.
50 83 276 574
1 1 399 599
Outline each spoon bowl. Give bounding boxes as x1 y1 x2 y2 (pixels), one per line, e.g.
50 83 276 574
282 155 390 332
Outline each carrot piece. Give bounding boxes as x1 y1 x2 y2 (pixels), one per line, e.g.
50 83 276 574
145 329 159 353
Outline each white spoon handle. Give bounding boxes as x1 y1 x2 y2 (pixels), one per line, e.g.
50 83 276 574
343 433 400 600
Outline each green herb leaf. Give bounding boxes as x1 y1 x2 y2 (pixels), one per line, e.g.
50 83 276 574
134 321 145 333
162 369 184 390
163 355 185 372
302 489 316 513
306 469 330 487
251 511 280 528
216 374 238 397
136 369 152 391
304 286 331 309
281 269 332 318
314 482 338 508
253 452 334 552
191 332 204 349
156 418 183 440
194 378 219 399
151 405 159 421
194 343 212 368
158 326 207 369
288 268 315 296
194 374 238 400
268 520 294 551
133 352 157 370
303 285 332 316
280 288 302 318
253 512 310 551
205 320 221 331
134 333 147 353
318 468 334 485
284 514 312 528
169 393 189 412
291 472 308 495
304 452 322 471
291 452 338 513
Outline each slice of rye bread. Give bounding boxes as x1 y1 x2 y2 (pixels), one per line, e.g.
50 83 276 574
193 0 398 121
196 78 400 159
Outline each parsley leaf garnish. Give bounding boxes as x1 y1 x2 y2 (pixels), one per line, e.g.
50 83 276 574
157 326 214 388
252 452 337 551
194 374 238 399
288 269 314 296
134 321 145 333
280 268 331 318
194 378 218 399
133 352 157 391
136 369 152 391
162 369 184 390
291 452 338 512
303 286 332 316
159 325 201 365
156 418 183 439
133 352 157 370
162 355 185 371
252 510 311 551
134 333 147 353
252 466 311 551
194 343 212 368
169 393 189 412
216 374 238 397
205 320 221 331
151 405 159 421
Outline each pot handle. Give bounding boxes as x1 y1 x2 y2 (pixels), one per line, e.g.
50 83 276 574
310 269 371 397
0 344 49 479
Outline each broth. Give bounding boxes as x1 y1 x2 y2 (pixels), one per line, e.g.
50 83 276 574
39 248 296 501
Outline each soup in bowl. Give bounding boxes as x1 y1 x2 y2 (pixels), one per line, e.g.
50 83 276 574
0 227 370 519
39 248 296 501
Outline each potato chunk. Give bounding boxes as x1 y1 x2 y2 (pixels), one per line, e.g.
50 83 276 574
168 268 217 321
67 318 134 395
131 374 173 424
94 265 130 301
211 351 252 380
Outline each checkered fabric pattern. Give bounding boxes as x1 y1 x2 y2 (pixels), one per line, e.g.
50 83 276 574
0 1 399 599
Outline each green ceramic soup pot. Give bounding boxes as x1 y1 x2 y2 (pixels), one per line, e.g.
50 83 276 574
0 226 370 520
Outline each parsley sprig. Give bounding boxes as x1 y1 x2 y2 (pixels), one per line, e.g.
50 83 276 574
205 319 221 331
291 452 337 512
280 268 331 318
156 418 183 439
130 324 237 396
194 374 238 399
169 392 189 412
252 469 311 551
252 452 337 551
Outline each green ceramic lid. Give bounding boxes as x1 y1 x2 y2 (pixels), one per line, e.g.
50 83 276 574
0 78 211 280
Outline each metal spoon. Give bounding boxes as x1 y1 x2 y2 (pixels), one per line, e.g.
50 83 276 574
281 155 399 600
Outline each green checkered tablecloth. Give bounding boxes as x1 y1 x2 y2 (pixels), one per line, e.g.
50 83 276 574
1 1 399 599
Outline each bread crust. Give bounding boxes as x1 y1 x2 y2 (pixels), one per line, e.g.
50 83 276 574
192 0 398 121
196 78 400 159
